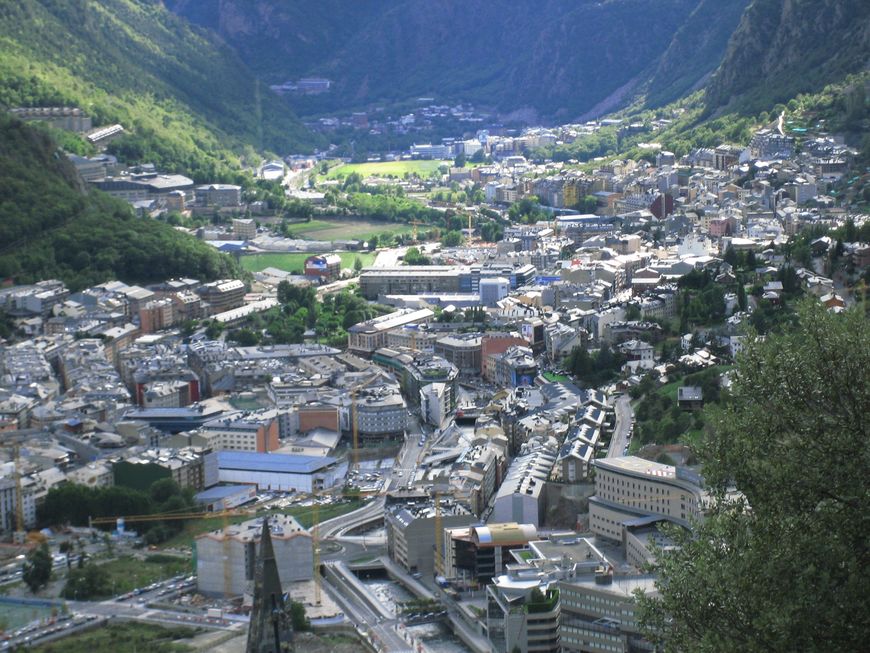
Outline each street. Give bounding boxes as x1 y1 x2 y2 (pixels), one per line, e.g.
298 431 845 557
607 392 634 457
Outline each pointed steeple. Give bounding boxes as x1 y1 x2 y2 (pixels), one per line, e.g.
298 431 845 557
246 517 294 653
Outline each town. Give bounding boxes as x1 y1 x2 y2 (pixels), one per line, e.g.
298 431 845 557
0 79 867 653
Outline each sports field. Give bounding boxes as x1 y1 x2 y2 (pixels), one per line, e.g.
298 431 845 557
325 159 450 179
288 218 414 242
241 251 376 273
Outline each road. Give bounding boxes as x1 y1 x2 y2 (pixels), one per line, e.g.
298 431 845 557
321 566 413 653
607 393 634 457
373 247 408 268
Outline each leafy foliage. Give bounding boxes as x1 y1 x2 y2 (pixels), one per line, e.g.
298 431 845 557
0 115 239 290
22 543 52 593
638 303 870 652
39 479 198 544
565 345 625 387
0 0 319 179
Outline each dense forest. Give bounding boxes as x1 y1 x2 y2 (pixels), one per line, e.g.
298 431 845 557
0 0 320 181
0 115 239 290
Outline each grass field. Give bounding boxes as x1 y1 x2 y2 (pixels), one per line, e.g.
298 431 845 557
96 555 192 596
290 218 415 242
34 622 198 653
542 372 571 383
325 160 451 179
241 251 377 273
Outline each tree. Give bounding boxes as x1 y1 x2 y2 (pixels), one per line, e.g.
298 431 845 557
23 543 52 593
62 562 111 600
404 247 430 266
441 230 463 247
289 601 310 631
453 151 467 168
638 303 870 652
353 256 363 272
736 280 747 312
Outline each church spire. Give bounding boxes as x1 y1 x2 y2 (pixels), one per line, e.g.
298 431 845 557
246 517 293 653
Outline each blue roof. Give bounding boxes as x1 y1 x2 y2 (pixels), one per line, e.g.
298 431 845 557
217 451 337 474
195 485 253 501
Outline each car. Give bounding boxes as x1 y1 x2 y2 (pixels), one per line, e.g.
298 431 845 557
397 471 403 477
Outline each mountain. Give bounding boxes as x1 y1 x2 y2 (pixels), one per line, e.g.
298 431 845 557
0 0 319 181
167 0 750 122
706 0 870 113
0 114 239 291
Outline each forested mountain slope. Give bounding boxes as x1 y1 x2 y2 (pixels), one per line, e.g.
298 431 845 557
0 115 239 290
0 0 319 180
168 0 751 121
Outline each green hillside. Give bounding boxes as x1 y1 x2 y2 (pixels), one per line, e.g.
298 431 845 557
0 114 239 290
0 0 320 182
168 0 749 121
706 0 870 114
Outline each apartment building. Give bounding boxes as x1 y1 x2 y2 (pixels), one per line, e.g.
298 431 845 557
347 308 434 357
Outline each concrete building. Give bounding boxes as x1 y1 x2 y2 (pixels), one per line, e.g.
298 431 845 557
194 484 257 512
216 451 346 493
195 515 312 596
138 298 176 334
385 497 475 578
559 573 658 653
197 184 242 207
304 254 342 282
434 334 482 376
200 413 280 453
359 267 463 300
486 579 560 653
197 279 246 315
589 456 706 541
232 218 257 240
420 382 451 427
372 347 458 412
480 277 510 307
481 334 528 380
112 447 216 492
443 522 538 584
347 308 434 357
0 477 37 534
353 386 408 441
492 346 539 388
10 106 92 132
490 438 557 527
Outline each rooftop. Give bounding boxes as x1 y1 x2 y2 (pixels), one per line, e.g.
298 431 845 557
217 451 337 474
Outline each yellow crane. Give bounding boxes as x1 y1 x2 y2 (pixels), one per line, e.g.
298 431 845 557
433 490 443 577
351 386 360 471
13 445 24 542
311 496 321 606
410 220 426 242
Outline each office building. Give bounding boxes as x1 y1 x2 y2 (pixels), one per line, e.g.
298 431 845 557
443 523 538 584
589 456 706 542
385 497 475 578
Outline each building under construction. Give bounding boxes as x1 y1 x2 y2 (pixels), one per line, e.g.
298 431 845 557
196 514 313 597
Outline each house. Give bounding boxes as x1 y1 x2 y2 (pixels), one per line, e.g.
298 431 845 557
618 339 655 371
677 386 704 411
